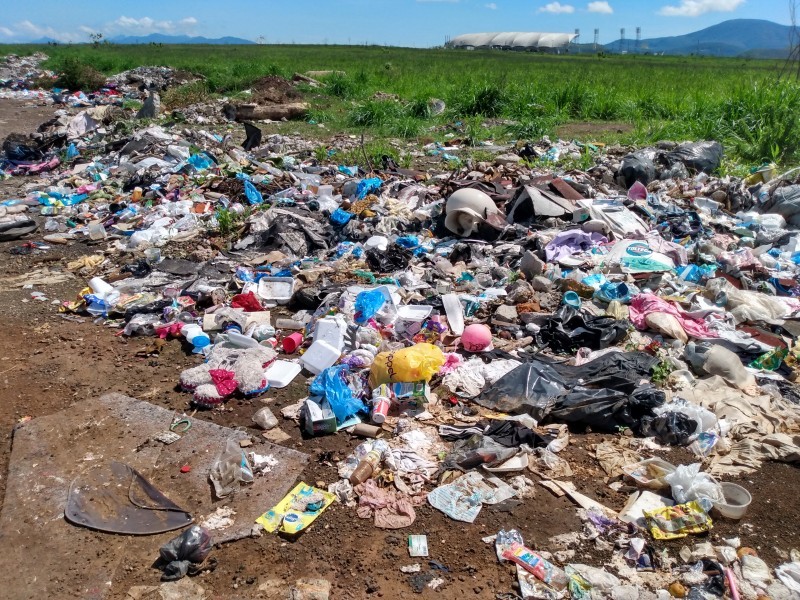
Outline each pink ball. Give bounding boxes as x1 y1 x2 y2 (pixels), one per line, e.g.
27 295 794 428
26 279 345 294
460 324 492 352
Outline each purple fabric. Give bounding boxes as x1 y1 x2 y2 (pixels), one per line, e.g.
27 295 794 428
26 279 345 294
544 230 607 262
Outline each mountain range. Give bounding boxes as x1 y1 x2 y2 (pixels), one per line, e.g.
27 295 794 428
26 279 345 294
108 33 255 45
602 19 794 57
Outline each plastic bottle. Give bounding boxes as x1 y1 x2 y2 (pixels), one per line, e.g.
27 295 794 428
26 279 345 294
182 324 210 352
349 450 382 485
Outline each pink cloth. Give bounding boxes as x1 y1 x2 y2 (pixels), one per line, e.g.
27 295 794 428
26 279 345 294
209 369 238 396
629 293 718 339
355 479 421 529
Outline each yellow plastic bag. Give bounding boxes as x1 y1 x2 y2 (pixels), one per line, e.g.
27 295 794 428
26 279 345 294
369 343 445 386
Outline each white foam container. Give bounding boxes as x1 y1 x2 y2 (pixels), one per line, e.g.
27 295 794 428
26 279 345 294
314 317 346 350
300 340 341 375
442 293 464 335
265 360 302 388
257 277 296 305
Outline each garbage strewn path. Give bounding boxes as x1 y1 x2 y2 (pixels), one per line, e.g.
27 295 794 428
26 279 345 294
1 71 800 600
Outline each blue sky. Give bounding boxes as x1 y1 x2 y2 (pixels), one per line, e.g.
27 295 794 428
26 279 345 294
0 0 792 46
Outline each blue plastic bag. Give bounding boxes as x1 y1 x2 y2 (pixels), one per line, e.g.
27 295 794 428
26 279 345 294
594 282 632 303
356 177 382 199
309 365 365 424
244 180 264 205
187 153 214 171
66 143 79 159
330 208 352 226
354 288 386 324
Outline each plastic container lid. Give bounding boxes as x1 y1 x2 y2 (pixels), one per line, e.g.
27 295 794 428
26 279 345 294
265 361 302 388
257 277 296 305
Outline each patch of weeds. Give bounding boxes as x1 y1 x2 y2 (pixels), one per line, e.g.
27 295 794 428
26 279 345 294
462 116 488 146
450 81 507 117
650 357 675 387
348 99 403 128
161 81 210 110
215 206 249 238
385 115 424 139
55 57 106 91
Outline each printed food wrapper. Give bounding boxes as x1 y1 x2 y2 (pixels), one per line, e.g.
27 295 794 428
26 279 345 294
256 482 335 535
644 500 712 540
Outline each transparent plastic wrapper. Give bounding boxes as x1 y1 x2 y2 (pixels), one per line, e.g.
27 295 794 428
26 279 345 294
158 525 212 581
664 463 724 505
252 407 278 430
474 361 565 419
209 437 254 498
122 313 163 336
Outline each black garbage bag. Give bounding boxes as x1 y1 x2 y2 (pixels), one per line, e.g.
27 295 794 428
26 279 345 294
666 141 723 175
2 133 43 162
548 384 666 434
121 260 152 278
544 351 658 390
443 434 518 471
365 244 411 273
473 360 566 419
158 525 213 581
537 304 630 353
762 184 800 227
640 411 698 446
620 148 658 188
242 122 262 151
483 419 553 448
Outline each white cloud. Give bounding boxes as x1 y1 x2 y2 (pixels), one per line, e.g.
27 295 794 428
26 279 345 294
103 16 199 35
1 20 84 42
538 2 575 14
587 1 613 14
485 2 498 8
658 0 745 17
0 15 200 42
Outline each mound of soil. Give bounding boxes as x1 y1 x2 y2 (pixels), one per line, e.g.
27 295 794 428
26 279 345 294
251 76 302 105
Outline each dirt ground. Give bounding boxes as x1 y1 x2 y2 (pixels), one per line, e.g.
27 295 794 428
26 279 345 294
0 99 798 600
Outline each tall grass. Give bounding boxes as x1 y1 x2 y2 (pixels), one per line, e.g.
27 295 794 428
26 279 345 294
1 43 796 163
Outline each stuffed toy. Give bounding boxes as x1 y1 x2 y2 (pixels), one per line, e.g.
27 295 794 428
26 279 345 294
180 345 277 408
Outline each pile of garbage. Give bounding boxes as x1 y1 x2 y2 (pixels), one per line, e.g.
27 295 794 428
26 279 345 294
0 53 53 89
3 84 800 599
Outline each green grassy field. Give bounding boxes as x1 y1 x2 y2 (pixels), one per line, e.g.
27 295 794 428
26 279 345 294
3 43 800 167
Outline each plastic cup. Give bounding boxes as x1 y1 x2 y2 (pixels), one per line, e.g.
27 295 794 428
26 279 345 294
282 332 304 354
563 291 582 309
371 397 391 424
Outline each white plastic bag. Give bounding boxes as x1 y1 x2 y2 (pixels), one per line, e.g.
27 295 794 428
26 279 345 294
664 463 724 505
